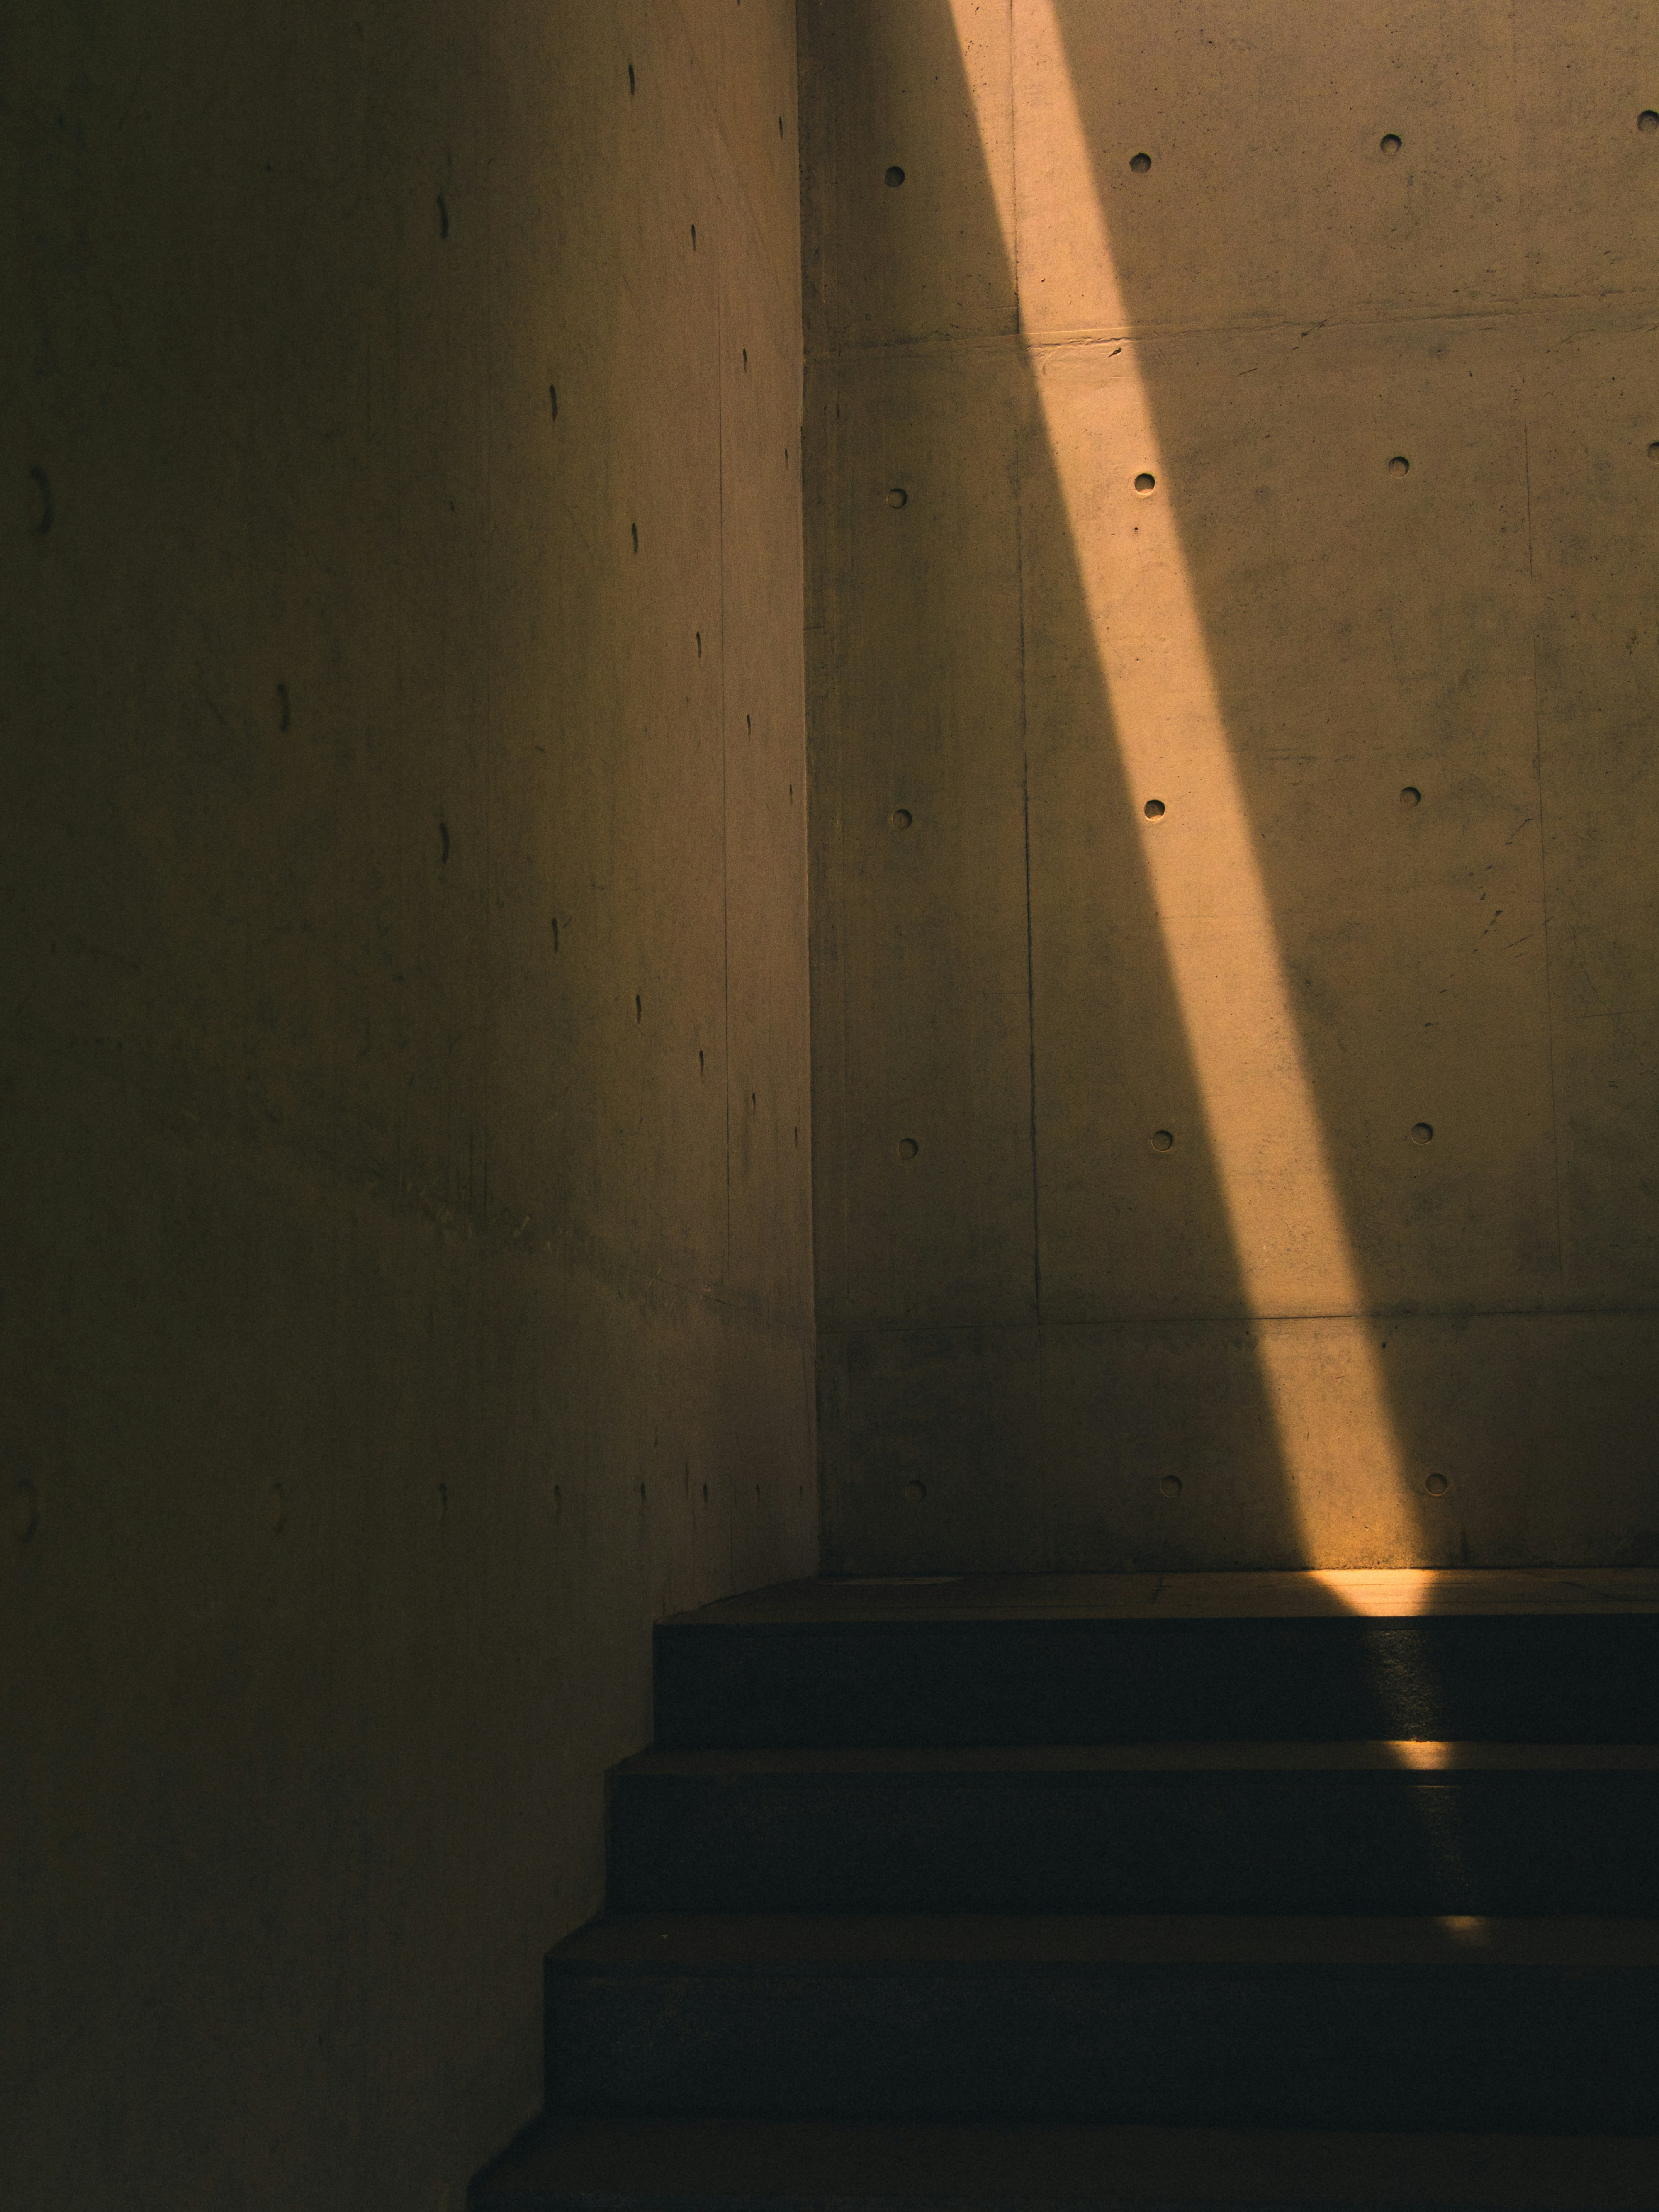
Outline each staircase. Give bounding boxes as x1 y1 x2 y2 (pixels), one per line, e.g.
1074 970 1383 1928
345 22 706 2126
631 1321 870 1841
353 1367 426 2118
471 1570 1659 2208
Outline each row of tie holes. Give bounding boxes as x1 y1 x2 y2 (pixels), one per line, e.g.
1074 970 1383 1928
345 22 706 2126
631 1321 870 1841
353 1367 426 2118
905 1469 1453 1501
882 115 1537 1513
880 129 1556 1318
885 114 1659 187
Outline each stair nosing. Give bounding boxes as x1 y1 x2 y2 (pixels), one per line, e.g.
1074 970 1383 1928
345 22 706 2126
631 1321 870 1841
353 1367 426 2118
547 1913 1659 1970
660 1570 1659 1628
615 1742 1659 1777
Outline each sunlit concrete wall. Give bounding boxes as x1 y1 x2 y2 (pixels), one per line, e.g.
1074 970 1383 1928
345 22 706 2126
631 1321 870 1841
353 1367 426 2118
2 5 810 2204
804 0 1659 1572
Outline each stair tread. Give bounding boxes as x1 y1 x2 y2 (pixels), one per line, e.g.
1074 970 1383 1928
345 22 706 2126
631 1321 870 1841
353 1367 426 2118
619 1742 1659 1777
664 1571 1659 1627
471 2117 1659 2208
550 1914 1659 1969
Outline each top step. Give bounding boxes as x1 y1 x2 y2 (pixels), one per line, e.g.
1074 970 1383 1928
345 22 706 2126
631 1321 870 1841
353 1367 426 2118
653 1571 1659 1748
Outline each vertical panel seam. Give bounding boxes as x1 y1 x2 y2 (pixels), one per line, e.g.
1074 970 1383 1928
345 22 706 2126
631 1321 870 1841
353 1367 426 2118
1007 0 1048 1564
1523 421 1566 1288
719 264 732 1292
1009 0 1039 1320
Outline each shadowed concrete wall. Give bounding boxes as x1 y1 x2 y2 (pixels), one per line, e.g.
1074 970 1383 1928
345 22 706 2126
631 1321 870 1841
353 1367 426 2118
804 0 1659 1572
3 4 810 2204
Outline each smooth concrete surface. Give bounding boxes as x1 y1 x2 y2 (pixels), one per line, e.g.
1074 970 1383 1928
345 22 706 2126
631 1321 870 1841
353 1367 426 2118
472 2116 1659 2210
3 6 810 2207
802 2 1659 1570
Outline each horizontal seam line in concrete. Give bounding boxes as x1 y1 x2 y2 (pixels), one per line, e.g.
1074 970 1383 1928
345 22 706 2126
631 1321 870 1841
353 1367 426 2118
805 284 1659 363
817 1305 1659 1330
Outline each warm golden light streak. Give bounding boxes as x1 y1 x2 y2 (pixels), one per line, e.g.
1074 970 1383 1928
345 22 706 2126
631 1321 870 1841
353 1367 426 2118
975 2 1422 1568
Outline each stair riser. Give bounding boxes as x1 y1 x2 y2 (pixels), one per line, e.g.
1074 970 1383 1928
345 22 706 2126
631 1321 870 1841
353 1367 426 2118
607 1772 1659 1915
653 1618 1659 1748
546 1962 1659 2133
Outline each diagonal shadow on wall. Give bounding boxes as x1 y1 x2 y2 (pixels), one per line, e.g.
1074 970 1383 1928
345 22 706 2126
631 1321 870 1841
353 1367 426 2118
809 0 1659 1575
1042 0 1659 1571
805 0 1322 1573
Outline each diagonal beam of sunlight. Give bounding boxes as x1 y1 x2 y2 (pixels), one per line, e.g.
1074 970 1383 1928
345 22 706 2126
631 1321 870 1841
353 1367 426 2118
963 1 1421 1570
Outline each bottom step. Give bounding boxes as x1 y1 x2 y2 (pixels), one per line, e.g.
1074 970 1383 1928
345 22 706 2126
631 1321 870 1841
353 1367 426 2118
470 2118 1659 2210
545 1917 1659 2134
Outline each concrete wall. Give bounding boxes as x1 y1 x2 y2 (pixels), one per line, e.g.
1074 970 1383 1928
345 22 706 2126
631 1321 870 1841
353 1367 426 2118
3 5 811 2204
804 0 1659 1572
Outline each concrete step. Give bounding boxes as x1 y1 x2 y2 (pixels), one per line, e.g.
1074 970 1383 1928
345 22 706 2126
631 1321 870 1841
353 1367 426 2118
542 1914 1659 2135
469 2115 1659 2210
652 1573 1659 1748
606 1742 1659 1915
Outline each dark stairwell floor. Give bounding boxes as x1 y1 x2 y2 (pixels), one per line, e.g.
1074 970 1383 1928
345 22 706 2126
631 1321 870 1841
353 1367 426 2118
471 1570 1659 2210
